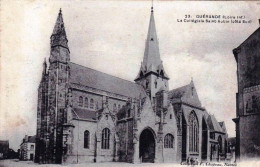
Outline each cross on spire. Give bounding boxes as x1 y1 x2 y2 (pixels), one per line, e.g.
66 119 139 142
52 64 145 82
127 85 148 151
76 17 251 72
151 0 154 12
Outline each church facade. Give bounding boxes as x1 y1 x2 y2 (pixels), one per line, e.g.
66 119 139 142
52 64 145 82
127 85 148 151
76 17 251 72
35 8 228 164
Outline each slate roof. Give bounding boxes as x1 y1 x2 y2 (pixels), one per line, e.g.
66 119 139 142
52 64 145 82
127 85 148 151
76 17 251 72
168 84 190 99
73 108 96 120
28 135 36 143
69 62 146 98
21 135 36 145
207 115 224 133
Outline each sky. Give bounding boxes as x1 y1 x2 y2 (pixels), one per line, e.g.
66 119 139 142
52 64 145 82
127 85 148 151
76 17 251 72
1 0 260 150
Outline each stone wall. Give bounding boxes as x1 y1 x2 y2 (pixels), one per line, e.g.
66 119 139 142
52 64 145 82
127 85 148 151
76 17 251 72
67 120 97 163
239 114 260 160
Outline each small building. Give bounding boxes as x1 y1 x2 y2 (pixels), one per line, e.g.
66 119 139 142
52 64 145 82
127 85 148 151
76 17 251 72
20 135 36 161
0 140 9 159
206 116 228 162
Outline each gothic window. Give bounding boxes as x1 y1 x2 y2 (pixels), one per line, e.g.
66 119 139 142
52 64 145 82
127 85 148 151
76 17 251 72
140 71 144 77
128 109 131 117
79 96 83 107
113 103 117 112
118 104 121 110
160 70 164 77
84 97 89 108
90 99 94 109
210 132 215 139
170 114 172 119
154 80 157 88
218 136 222 153
84 130 90 149
146 80 149 89
101 128 110 149
189 111 199 152
164 134 174 148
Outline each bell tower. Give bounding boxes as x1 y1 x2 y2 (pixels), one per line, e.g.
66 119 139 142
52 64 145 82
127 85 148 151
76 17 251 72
47 9 70 163
135 7 169 100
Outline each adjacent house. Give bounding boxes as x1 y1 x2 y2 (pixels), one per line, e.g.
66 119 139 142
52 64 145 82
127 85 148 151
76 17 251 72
20 135 36 161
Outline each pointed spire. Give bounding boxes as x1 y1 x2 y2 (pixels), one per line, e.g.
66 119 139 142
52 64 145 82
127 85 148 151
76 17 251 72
143 7 160 71
51 8 68 49
135 6 169 81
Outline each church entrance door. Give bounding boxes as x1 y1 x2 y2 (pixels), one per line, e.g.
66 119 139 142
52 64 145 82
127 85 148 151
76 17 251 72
139 128 155 163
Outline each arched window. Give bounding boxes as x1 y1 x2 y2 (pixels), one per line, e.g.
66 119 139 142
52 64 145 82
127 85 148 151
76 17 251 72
118 104 121 110
164 134 174 148
128 109 131 117
90 99 94 109
101 128 110 149
84 130 90 149
79 96 83 107
218 136 222 153
189 111 199 152
113 103 117 112
84 97 88 108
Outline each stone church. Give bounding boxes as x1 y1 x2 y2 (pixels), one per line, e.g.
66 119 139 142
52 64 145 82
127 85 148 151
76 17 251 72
35 8 228 164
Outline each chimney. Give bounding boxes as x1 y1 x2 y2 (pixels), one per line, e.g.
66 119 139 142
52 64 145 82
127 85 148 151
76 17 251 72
25 135 28 142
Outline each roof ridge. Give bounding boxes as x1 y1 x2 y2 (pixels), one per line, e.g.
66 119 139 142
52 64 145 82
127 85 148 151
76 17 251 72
69 62 139 85
168 83 190 93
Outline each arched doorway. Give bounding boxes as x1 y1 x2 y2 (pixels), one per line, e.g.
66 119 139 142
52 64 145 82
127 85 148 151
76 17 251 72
139 128 155 163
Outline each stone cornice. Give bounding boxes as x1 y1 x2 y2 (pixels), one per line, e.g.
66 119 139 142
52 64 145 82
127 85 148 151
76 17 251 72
134 71 169 82
72 118 97 123
243 84 260 93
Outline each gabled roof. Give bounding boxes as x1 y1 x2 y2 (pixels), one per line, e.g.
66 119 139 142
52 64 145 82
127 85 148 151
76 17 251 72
168 80 202 107
168 84 190 99
73 108 96 120
218 121 227 133
207 115 224 133
69 62 146 98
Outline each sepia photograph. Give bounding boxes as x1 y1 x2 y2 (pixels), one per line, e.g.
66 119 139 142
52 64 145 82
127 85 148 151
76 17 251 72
0 0 259 166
